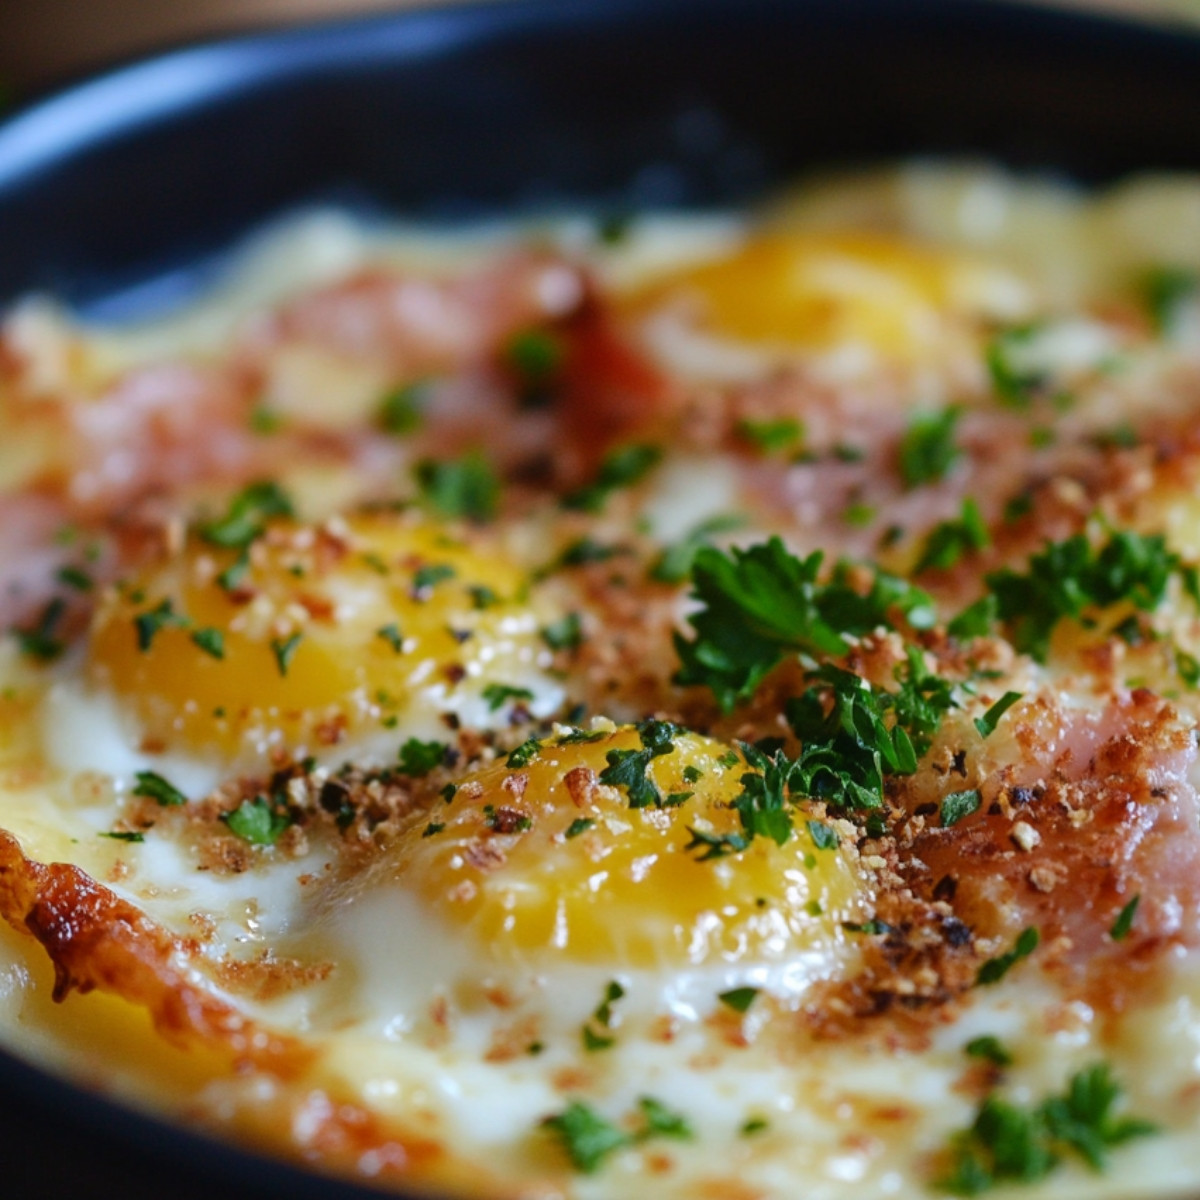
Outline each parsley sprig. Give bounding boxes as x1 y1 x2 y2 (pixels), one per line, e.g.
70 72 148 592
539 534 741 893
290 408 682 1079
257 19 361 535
984 528 1183 661
542 1096 693 1174
674 539 935 712
938 1062 1157 1195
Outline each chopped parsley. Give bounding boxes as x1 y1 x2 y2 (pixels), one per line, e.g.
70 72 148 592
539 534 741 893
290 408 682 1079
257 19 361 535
422 822 445 838
134 598 189 652
482 683 534 712
132 770 187 807
1109 895 1140 941
598 720 681 809
563 443 662 512
398 738 447 776
673 540 849 712
974 691 1022 739
376 623 405 653
377 381 428 434
717 986 759 1014
190 627 225 660
976 927 1039 986
964 1036 1014 1068
985 323 1046 407
101 830 145 843
541 1096 693 1174
582 980 625 1052
506 737 543 768
55 565 93 592
937 1062 1157 1195
675 538 939 712
411 562 456 593
806 819 839 849
948 595 998 640
1141 265 1198 334
506 329 563 381
899 406 962 487
216 548 251 592
914 498 990 573
199 480 294 549
540 612 583 651
941 789 981 827
270 632 303 676
415 451 500 522
736 416 804 455
223 795 293 846
565 817 595 839
985 528 1181 661
13 597 67 661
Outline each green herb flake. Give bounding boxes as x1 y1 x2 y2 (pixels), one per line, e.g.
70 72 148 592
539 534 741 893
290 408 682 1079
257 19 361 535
412 562 457 594
914 498 990 573
217 548 251 592
223 795 293 847
741 1117 770 1137
899 406 962 488
681 764 704 784
948 595 998 640
376 623 405 653
717 986 759 1014
936 1061 1157 1195
965 1036 1014 1068
190 627 225 660
598 719 680 809
199 480 294 549
482 683 535 712
637 1096 693 1142
541 1102 631 1174
1109 895 1140 941
469 584 499 609
941 789 982 828
506 329 564 381
973 691 1022 739
736 417 804 455
977 926 1039 986
134 598 190 652
415 451 500 522
101 830 145 843
806 819 839 850
270 632 303 677
564 443 663 513
398 738 447 776
541 611 583 651
581 980 626 1052
565 817 595 839
1142 265 1199 334
987 528 1182 662
13 597 67 661
377 381 428 434
985 324 1046 408
506 737 544 768
132 770 187 807
422 822 445 839
55 565 93 592
844 502 876 528
248 405 283 434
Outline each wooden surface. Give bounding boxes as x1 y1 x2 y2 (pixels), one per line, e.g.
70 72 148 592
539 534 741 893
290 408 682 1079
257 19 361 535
0 0 1198 96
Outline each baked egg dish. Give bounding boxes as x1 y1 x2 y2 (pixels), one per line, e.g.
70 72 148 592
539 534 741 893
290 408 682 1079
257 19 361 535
1 163 1200 1197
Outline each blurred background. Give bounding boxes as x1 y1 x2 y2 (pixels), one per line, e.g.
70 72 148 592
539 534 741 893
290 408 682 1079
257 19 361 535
1 0 1199 99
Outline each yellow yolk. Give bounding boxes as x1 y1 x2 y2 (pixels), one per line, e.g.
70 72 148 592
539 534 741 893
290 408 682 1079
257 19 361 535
626 231 987 358
87 513 551 758
387 725 869 970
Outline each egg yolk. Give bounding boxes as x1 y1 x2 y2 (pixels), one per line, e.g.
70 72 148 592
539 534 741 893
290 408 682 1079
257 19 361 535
88 512 551 758
388 724 869 970
627 230 985 359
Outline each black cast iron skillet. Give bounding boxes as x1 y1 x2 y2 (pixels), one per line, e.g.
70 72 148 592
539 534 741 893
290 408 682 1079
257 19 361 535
1 0 1199 1196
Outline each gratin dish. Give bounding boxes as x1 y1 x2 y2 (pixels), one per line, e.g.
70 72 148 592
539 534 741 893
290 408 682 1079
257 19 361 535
2 2 1200 1198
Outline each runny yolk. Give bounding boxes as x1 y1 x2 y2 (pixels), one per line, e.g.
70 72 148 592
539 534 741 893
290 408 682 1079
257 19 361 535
387 725 870 971
626 230 987 359
87 512 551 759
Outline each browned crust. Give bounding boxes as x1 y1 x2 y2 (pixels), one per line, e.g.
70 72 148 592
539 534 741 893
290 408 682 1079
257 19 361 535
0 827 310 1073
